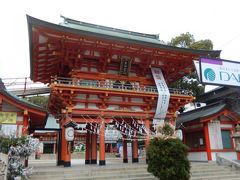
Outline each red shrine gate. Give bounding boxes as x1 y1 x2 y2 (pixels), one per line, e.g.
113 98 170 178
27 15 221 167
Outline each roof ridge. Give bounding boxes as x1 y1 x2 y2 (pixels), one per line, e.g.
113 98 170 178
60 15 160 40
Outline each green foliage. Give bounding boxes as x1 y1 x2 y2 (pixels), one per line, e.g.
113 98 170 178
147 138 190 180
162 123 175 136
168 32 214 100
25 95 49 109
169 32 213 50
157 123 175 137
190 39 213 50
0 135 26 154
170 72 204 98
169 32 195 48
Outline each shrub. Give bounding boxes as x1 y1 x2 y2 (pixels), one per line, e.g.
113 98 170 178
147 138 190 180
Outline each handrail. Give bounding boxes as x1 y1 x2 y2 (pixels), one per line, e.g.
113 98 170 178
51 77 193 96
216 153 240 170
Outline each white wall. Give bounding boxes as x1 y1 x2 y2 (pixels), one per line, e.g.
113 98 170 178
188 152 208 161
211 152 237 161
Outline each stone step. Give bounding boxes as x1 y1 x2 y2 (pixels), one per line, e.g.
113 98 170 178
31 170 152 177
30 172 156 180
191 167 229 173
191 174 240 180
32 166 148 175
191 170 238 177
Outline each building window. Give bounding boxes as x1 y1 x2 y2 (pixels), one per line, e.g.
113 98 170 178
221 130 232 149
185 131 205 149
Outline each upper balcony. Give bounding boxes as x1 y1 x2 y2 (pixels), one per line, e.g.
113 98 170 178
50 77 193 97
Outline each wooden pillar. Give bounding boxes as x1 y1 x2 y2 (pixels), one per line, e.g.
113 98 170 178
144 119 150 164
85 123 91 164
204 123 212 161
22 110 29 167
99 119 106 165
123 135 128 163
132 130 138 163
61 124 71 167
53 143 56 154
57 130 63 166
22 110 29 136
237 152 240 160
91 131 97 164
16 124 19 137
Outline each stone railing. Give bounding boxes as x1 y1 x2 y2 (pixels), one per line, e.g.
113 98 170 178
0 153 8 180
216 153 240 170
52 77 193 96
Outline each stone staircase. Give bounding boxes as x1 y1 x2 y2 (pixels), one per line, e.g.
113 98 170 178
28 159 240 180
29 159 157 180
191 162 240 180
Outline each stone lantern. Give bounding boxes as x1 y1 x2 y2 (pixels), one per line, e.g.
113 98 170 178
232 124 240 152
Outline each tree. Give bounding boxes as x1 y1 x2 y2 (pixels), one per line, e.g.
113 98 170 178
168 32 214 101
169 32 213 50
24 95 49 109
147 123 190 180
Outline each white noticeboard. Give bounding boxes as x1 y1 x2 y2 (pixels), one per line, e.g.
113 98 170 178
208 121 223 149
151 67 170 121
200 57 240 87
65 127 74 141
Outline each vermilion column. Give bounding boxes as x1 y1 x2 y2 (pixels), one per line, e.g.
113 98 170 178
99 120 106 165
22 110 29 167
132 131 139 163
123 135 128 163
144 119 150 164
22 110 29 136
61 124 71 167
85 124 91 164
204 123 212 161
91 132 97 164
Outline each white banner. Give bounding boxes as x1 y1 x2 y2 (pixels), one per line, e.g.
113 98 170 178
200 57 240 87
208 121 223 149
193 60 201 80
151 67 170 121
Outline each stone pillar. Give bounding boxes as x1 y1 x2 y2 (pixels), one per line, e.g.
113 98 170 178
123 135 128 163
85 123 91 164
144 119 150 164
91 131 97 164
204 123 212 161
99 119 106 165
132 130 138 163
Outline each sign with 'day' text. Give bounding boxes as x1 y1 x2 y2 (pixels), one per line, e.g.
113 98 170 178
200 57 240 87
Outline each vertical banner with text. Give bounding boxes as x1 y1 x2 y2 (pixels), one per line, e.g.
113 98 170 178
151 67 170 123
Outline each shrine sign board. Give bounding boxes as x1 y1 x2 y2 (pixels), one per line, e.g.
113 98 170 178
0 112 17 124
200 57 240 87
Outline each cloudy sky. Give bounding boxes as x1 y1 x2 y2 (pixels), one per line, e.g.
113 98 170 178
1 0 240 80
